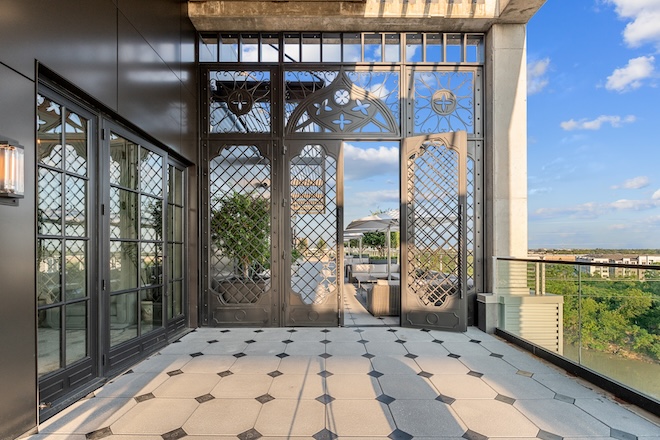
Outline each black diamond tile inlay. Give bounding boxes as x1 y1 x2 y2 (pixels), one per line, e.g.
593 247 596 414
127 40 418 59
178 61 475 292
86 426 113 440
436 394 456 405
217 370 233 377
469 339 482 344
362 353 375 359
554 393 575 404
420 328 431 332
238 428 263 440
315 394 336 404
418 371 433 378
162 427 187 440
495 394 516 405
196 393 215 403
517 369 533 377
357 339 369 344
537 429 564 440
467 370 483 378
276 352 290 358
321 329 331 333
190 352 204 357
234 352 247 358
404 353 418 359
167 369 183 377
490 353 504 358
172 340 181 343
319 353 332 359
255 393 275 404
288 329 297 333
313 428 338 440
135 393 155 403
254 329 264 333
318 370 333 378
387 328 397 332
282 339 294 344
448 353 461 359
268 370 283 378
432 339 444 344
221 329 231 333
463 429 488 440
368 370 384 378
320 339 331 344
207 339 218 344
123 369 134 375
395 339 406 344
610 428 637 440
376 394 396 405
245 339 256 344
388 428 414 440
354 328 364 332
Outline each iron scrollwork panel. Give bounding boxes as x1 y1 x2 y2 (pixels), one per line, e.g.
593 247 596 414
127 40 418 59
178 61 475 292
209 70 273 134
285 143 340 326
208 144 272 325
285 69 400 136
411 70 475 136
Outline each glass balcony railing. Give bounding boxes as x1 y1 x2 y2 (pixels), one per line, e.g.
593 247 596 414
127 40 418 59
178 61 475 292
493 257 660 402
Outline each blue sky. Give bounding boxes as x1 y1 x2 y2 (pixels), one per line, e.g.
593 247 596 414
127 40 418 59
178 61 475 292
344 1 660 250
527 0 660 249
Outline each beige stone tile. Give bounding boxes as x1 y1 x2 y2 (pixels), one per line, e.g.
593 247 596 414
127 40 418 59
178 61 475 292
325 341 368 356
325 374 382 399
415 356 471 375
179 354 236 374
243 341 288 355
389 400 467 437
183 398 262 436
276 355 325 374
324 355 373 374
451 399 539 437
378 374 439 400
254 399 326 436
268 374 326 399
230 355 282 374
38 398 137 434
110 398 198 435
130 353 192 373
211 373 272 398
93 372 170 398
364 341 408 356
327 400 395 436
370 355 421 375
152 372 221 398
429 374 498 399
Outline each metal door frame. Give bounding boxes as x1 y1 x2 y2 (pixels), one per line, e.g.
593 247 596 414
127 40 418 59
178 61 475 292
400 131 468 331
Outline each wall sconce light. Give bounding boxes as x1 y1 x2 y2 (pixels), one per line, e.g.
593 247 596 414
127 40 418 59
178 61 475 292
0 137 25 206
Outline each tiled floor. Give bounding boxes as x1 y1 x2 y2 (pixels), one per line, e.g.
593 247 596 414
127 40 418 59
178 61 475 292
27 287 660 440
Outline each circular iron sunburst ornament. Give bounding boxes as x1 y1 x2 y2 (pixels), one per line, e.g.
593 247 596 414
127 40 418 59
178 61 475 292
227 89 254 116
431 89 457 116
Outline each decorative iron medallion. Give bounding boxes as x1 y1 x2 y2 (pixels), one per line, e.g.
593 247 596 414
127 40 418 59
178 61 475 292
227 89 254 116
431 89 457 116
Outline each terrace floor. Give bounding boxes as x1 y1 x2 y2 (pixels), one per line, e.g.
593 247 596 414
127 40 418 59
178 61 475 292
27 287 660 440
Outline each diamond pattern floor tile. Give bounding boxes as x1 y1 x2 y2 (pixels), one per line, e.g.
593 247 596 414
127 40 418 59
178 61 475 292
388 399 467 437
182 399 262 436
326 400 396 436
110 398 198 435
254 399 326 436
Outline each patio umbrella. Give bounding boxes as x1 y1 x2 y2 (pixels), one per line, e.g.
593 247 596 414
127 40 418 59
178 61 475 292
346 210 399 280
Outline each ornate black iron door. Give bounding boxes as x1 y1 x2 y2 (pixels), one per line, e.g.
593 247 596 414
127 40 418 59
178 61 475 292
400 132 468 331
283 141 342 326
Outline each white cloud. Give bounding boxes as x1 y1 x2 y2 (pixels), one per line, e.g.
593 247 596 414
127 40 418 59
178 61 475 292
560 114 636 130
653 189 660 199
607 0 660 48
532 197 660 219
527 58 550 95
529 187 552 196
608 224 628 230
606 56 655 92
611 176 650 189
343 143 399 181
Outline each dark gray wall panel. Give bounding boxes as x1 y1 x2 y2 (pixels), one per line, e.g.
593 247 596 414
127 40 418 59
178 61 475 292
118 0 182 78
0 65 38 440
179 86 198 162
0 0 119 110
117 14 183 151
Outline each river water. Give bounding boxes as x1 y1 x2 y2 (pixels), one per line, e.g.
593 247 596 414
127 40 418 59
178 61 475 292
564 344 660 401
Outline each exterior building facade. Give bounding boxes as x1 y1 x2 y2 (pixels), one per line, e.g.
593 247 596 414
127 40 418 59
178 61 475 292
0 1 543 438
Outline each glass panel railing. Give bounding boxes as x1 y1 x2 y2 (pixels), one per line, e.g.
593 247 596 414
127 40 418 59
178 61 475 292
495 257 660 401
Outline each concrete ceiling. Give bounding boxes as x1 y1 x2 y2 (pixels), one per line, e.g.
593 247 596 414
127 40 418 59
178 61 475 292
188 0 546 33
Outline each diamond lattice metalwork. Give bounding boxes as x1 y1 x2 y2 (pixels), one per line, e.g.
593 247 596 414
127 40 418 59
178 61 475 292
209 145 271 304
407 141 460 307
65 175 87 237
467 157 475 290
38 168 62 236
290 145 337 305
140 149 163 197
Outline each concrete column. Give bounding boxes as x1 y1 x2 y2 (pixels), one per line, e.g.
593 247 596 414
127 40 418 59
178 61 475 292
485 23 528 291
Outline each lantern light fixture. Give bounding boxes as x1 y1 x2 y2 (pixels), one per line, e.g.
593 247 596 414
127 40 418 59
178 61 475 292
0 136 25 206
